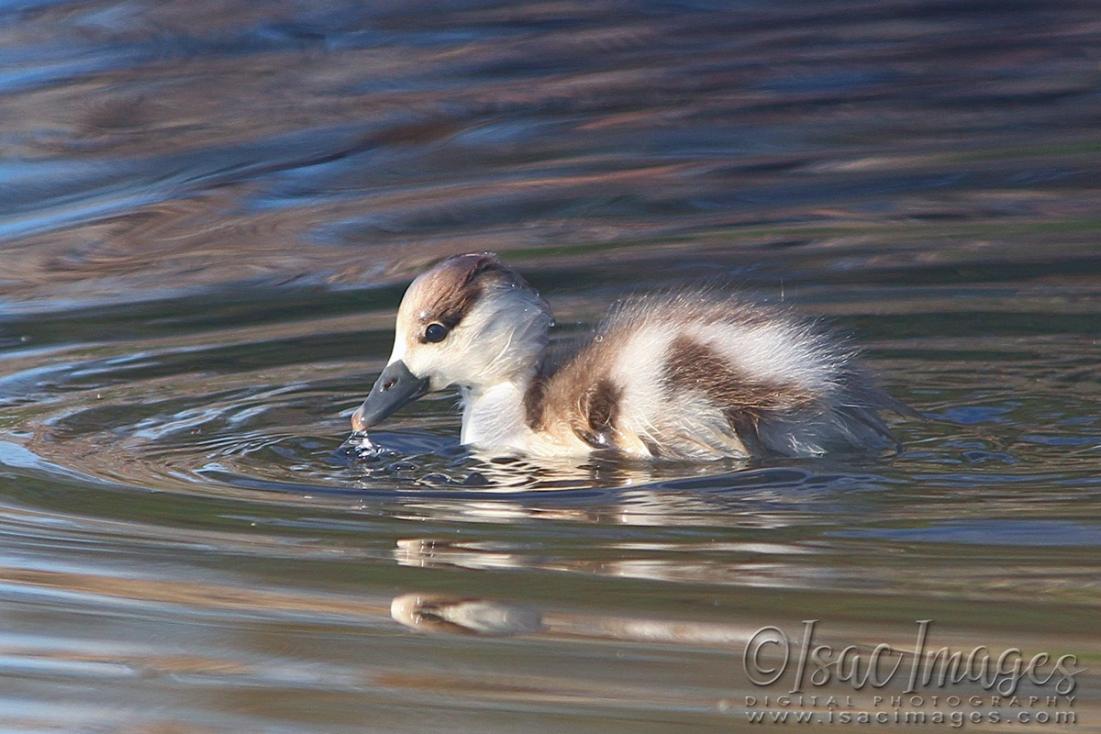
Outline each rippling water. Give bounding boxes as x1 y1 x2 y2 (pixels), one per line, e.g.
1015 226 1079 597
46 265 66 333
1 1 1100 731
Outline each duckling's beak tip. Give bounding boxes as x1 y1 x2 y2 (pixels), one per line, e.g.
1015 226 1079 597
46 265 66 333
350 405 367 433
351 359 429 431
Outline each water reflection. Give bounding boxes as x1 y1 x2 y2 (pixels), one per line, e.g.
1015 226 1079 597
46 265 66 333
2 0 1101 731
4 1 1101 307
391 593 544 636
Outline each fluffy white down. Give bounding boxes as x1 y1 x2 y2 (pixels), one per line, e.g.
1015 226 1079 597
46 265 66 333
384 269 901 460
599 293 892 459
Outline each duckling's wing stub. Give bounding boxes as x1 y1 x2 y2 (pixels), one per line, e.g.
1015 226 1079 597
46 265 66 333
531 289 912 460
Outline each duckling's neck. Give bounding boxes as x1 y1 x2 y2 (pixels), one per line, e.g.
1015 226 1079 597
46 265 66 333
459 378 533 450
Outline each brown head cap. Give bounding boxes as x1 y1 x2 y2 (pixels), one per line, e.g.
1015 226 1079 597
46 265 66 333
402 252 526 333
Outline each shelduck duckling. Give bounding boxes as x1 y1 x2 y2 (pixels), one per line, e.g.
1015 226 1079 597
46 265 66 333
351 253 909 460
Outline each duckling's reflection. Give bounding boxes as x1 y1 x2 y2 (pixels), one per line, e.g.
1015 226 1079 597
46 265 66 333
345 430 752 493
390 593 544 636
345 431 883 535
393 535 831 588
390 591 757 645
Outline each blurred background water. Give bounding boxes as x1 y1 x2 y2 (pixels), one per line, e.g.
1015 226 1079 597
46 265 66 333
0 1 1100 731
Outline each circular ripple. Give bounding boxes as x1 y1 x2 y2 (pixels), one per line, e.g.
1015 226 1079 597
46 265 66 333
8 320 745 500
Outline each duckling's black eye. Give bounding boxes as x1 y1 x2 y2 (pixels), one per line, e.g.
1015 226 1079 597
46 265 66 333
424 323 449 343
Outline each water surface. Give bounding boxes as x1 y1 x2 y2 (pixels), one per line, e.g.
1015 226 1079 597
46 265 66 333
1 1 1100 731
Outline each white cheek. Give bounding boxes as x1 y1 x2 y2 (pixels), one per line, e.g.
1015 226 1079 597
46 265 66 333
392 335 431 374
402 347 428 374
386 332 439 383
388 336 407 363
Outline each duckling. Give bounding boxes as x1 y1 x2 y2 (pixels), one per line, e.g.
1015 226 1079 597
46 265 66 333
351 252 910 460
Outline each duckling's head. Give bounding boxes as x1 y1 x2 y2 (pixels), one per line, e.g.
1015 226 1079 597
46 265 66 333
352 253 552 431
